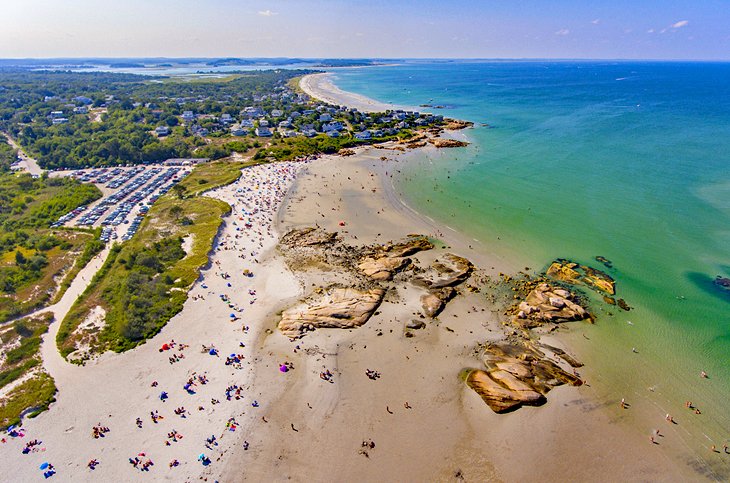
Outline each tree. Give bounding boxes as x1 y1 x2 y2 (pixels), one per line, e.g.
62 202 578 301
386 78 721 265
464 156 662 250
165 116 179 127
171 184 187 199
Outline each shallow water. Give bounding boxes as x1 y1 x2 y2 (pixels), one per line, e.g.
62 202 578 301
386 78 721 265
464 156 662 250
331 61 730 464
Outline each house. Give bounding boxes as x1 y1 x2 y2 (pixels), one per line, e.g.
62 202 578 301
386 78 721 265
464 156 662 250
220 113 234 124
301 129 317 137
319 113 332 122
278 120 292 128
369 129 384 137
354 130 371 140
282 130 298 138
182 111 195 122
155 126 170 136
73 96 93 105
326 131 340 138
73 106 88 114
52 118 69 125
270 109 283 118
322 121 343 132
230 125 247 136
240 119 255 128
255 126 272 137
259 120 269 127
290 111 302 119
50 110 64 119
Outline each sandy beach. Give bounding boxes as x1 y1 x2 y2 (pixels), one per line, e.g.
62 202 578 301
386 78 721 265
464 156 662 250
0 76 717 483
300 73 407 113
211 147 701 482
1 162 306 481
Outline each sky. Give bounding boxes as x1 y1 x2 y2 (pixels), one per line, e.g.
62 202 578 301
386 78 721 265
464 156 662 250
1 0 729 60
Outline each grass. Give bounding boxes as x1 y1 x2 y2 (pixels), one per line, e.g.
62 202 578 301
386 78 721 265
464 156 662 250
0 312 55 429
0 372 56 430
0 230 96 322
58 170 232 359
175 160 260 197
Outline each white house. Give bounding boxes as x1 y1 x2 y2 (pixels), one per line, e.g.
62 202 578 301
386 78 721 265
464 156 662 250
354 130 371 140
155 126 170 136
319 113 332 122
182 111 195 122
220 113 234 124
255 126 272 137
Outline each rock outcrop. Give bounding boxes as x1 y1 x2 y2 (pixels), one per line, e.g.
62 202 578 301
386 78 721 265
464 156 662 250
358 256 410 281
467 341 582 413
279 287 386 338
420 286 456 318
514 283 588 327
546 259 615 295
281 227 338 247
428 138 469 148
358 235 434 281
443 119 474 130
414 254 473 289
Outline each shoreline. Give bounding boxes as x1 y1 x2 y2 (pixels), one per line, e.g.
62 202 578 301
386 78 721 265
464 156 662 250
216 146 700 481
300 72 413 113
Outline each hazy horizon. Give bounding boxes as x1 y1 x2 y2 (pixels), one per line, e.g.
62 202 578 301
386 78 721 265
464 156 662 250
2 0 729 60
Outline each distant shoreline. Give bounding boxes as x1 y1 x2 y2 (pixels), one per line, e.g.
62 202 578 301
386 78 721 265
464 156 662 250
299 72 411 113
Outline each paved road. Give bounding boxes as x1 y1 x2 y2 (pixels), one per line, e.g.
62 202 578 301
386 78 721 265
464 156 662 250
3 132 44 176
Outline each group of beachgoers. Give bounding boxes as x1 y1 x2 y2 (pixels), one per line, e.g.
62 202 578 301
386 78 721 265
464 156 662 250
1 161 311 479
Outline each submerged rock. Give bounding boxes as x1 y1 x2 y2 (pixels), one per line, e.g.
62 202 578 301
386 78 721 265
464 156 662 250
546 259 615 295
279 287 386 338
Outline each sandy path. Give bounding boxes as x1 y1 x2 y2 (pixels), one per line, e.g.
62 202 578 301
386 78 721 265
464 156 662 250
1 162 305 482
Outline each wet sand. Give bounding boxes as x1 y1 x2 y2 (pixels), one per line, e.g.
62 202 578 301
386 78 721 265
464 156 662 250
215 148 701 482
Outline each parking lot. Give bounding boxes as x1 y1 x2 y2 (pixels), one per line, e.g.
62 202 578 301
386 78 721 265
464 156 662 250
52 164 191 243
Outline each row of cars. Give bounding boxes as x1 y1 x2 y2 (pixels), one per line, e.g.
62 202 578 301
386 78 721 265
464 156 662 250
53 165 190 244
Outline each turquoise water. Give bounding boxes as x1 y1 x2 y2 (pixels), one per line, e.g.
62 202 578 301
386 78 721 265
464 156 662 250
331 61 730 461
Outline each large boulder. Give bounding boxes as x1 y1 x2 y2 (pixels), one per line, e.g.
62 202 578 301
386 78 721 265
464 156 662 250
413 254 473 289
515 283 588 325
370 235 434 258
467 341 582 413
466 370 545 413
279 287 386 338
428 138 469 148
420 286 456 318
358 256 411 281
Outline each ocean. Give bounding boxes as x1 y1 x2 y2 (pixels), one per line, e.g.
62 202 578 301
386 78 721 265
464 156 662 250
330 61 730 460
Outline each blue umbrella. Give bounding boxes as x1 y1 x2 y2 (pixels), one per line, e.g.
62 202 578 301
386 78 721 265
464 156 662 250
39 462 49 470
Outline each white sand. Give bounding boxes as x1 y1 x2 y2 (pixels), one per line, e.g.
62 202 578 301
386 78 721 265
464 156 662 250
300 73 408 113
205 148 702 482
2 161 306 481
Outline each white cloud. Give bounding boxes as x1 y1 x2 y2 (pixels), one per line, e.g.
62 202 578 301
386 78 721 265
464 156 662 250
672 20 689 28
647 28 655 33
258 10 278 17
591 19 600 25
555 29 570 36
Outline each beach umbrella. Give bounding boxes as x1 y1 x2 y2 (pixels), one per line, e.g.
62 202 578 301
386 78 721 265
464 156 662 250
209 348 217 355
40 463 49 470
230 313 236 318
198 453 205 461
279 364 289 373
